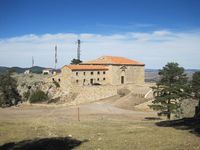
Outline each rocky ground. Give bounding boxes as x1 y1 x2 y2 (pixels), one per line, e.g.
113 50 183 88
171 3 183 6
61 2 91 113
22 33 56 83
13 73 70 103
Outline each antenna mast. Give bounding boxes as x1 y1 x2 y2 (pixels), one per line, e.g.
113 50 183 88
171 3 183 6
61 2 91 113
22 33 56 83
32 56 34 67
55 45 57 69
77 39 81 60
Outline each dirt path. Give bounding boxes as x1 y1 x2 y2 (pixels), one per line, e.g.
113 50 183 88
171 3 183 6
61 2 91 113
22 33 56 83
0 97 157 122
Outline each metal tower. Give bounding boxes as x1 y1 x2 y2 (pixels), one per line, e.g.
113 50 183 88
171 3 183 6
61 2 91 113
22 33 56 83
32 56 34 67
77 39 81 60
55 45 57 69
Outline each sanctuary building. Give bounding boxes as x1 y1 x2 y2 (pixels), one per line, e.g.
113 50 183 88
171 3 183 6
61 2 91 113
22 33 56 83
51 56 145 89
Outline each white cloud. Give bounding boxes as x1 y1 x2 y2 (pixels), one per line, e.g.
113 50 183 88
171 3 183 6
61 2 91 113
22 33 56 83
0 30 200 69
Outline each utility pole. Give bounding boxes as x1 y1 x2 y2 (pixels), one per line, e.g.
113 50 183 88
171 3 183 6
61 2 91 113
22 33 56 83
55 45 57 69
77 39 81 60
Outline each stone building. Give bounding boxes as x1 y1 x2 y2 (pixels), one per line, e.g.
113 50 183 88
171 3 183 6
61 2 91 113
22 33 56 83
51 56 145 90
43 69 53 75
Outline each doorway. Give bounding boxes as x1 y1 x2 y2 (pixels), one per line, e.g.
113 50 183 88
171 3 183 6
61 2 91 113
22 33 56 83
121 76 124 84
90 79 93 85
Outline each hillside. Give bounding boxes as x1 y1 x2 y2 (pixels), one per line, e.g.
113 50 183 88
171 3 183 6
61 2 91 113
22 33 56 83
0 66 46 74
145 69 199 82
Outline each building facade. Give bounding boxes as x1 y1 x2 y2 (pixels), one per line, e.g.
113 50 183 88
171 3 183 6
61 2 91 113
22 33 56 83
51 56 145 89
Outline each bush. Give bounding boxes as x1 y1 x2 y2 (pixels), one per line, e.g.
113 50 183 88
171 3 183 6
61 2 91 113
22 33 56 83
23 91 30 101
0 72 21 107
117 88 130 97
29 75 33 78
29 90 48 103
53 80 60 88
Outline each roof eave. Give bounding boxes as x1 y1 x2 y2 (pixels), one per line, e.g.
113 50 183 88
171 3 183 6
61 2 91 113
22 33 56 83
81 63 145 66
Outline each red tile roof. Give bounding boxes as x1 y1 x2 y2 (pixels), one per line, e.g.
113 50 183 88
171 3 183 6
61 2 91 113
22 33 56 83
81 56 144 66
66 65 108 71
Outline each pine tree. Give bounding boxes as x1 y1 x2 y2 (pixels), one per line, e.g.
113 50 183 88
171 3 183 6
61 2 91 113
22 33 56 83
191 71 200 118
149 62 188 119
70 58 82 64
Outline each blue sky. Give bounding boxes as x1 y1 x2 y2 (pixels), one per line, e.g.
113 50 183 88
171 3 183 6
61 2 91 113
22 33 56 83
0 0 200 69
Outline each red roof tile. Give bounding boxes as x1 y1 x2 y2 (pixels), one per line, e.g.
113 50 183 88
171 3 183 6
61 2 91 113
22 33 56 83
81 56 144 66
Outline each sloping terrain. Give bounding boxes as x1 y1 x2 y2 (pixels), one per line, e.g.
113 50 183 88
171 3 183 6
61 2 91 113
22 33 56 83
87 85 154 111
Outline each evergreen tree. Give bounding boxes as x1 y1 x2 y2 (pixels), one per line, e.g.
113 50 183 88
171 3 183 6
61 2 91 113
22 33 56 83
149 62 188 119
70 59 82 64
191 71 200 118
0 72 21 107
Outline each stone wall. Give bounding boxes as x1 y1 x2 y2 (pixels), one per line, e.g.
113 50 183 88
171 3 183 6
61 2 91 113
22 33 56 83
71 69 109 86
70 85 118 105
109 65 144 85
68 83 151 105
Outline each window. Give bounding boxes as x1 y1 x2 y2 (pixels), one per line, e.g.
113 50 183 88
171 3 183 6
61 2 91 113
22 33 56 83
52 78 55 81
103 78 106 80
58 78 61 82
91 72 93 75
76 80 79 83
90 79 93 84
83 79 86 83
97 71 100 75
97 78 99 81
83 72 86 75
103 71 106 74
76 72 78 76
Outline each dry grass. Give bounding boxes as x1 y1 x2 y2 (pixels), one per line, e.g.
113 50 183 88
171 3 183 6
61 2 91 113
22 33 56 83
0 105 200 150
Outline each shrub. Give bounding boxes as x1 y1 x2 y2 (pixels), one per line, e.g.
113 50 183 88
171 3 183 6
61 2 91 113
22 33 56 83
53 80 60 88
117 88 130 97
29 90 48 103
23 91 30 101
0 72 21 107
21 83 26 87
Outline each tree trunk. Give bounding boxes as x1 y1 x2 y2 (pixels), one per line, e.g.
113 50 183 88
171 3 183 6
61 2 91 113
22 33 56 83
167 113 171 120
195 100 200 119
167 99 171 120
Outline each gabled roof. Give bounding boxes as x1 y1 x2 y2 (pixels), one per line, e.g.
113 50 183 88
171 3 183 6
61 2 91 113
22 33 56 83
81 56 144 66
65 65 108 71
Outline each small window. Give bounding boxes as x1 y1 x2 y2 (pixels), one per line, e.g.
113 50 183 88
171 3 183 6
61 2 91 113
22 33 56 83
52 78 55 81
83 72 86 75
76 72 78 76
97 78 99 81
91 72 93 75
103 71 106 74
76 80 79 83
103 78 106 80
97 71 100 75
58 78 61 82
83 79 86 82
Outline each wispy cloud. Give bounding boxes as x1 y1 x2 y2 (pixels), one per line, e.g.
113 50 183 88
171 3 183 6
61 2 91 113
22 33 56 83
0 30 200 69
95 23 157 31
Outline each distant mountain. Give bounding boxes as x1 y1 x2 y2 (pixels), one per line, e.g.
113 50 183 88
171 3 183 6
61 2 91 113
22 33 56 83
0 66 47 74
29 66 46 74
145 68 200 82
8 67 27 73
0 66 9 73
